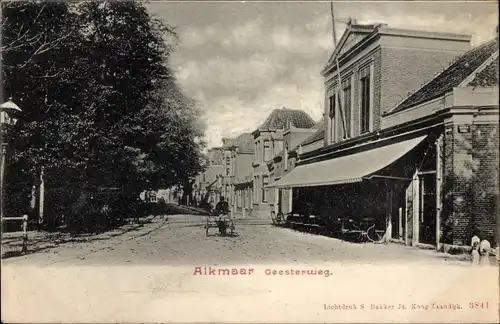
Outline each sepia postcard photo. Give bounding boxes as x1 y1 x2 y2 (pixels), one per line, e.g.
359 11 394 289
1 0 499 323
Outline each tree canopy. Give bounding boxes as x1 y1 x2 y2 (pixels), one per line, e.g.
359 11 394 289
2 1 206 209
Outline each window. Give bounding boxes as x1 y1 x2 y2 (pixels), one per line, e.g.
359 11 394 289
360 66 371 133
262 175 269 203
226 157 231 175
284 143 289 170
329 94 336 143
342 79 352 139
264 140 271 161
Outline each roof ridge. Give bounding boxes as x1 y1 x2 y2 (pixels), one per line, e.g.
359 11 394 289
386 38 497 114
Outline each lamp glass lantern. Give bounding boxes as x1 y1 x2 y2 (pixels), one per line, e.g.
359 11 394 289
0 100 22 126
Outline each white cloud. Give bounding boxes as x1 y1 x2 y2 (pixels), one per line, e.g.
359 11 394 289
169 8 497 149
198 73 324 148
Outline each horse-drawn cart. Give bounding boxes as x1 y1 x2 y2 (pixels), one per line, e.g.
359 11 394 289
205 213 235 236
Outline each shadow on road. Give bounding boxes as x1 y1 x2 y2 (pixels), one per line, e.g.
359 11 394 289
1 217 159 260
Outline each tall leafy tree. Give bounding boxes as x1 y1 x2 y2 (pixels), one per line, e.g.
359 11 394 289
2 1 206 226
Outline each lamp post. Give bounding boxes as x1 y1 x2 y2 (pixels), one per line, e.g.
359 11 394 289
0 98 22 220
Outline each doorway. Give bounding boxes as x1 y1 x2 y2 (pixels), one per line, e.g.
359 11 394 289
419 172 436 245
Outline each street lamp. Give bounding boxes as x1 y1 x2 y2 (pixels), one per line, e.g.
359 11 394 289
1 98 22 220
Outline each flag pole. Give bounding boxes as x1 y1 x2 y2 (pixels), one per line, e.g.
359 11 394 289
330 1 348 139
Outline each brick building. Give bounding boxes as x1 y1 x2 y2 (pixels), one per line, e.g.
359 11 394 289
270 21 498 250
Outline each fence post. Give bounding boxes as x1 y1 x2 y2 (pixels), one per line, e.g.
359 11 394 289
22 214 28 253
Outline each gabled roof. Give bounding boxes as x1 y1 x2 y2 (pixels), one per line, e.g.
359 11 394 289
299 121 325 146
236 133 254 154
390 38 499 114
257 107 315 130
325 21 380 68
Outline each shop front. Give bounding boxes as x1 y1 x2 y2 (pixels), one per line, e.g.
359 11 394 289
269 128 443 248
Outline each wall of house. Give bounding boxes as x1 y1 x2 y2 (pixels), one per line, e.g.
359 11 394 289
284 129 317 150
323 32 470 147
252 130 274 218
235 153 253 181
442 118 499 246
380 47 467 114
324 48 381 145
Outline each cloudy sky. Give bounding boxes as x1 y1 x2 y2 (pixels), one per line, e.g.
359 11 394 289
146 1 498 148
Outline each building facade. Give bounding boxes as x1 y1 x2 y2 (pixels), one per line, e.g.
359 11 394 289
221 138 237 205
231 133 254 217
270 22 499 250
193 147 223 209
251 107 316 219
267 121 322 216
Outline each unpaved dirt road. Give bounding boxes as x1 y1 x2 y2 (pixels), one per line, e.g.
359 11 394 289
2 214 471 266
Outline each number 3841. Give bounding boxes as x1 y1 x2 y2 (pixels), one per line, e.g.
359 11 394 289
469 302 489 309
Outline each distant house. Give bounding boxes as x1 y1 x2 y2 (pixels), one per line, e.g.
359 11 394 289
221 138 238 204
267 120 321 216
231 133 254 216
193 147 223 208
270 21 499 250
250 107 316 219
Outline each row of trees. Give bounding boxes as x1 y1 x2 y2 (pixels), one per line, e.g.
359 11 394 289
2 1 206 229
